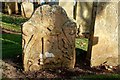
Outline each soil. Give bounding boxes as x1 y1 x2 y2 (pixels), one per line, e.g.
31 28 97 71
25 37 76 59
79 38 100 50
1 57 120 79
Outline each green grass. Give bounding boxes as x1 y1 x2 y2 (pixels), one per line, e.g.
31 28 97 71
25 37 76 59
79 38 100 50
1 13 28 32
76 38 88 51
1 14 26 59
1 34 22 59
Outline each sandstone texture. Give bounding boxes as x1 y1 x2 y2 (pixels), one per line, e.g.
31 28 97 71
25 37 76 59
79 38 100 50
22 5 76 71
21 2 34 18
59 0 74 19
59 1 93 36
75 2 93 35
90 2 119 67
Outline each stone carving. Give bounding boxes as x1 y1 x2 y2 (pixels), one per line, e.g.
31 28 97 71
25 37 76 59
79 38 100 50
22 5 76 71
89 2 119 67
21 2 34 18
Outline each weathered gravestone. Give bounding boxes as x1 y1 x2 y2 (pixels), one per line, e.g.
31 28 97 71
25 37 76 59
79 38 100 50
5 2 18 15
22 5 76 71
21 2 34 18
59 1 92 37
88 2 119 67
75 2 93 36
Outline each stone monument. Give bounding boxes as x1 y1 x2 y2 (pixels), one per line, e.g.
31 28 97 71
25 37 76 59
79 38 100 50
89 2 119 67
21 2 34 18
22 5 76 71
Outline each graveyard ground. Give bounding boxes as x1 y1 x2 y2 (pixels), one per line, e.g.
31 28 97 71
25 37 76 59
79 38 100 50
1 13 120 79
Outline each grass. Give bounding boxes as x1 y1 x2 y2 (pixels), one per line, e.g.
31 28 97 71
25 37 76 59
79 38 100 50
0 13 27 59
1 34 22 59
1 13 28 32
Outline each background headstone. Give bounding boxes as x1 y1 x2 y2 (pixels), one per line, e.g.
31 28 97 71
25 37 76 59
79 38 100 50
22 5 76 71
5 2 16 15
90 2 119 67
59 0 74 18
21 2 34 18
75 2 93 36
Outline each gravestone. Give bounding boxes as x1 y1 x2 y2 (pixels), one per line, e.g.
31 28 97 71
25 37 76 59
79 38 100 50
89 2 119 67
59 0 74 18
75 2 93 36
21 2 34 18
5 2 15 15
22 5 76 71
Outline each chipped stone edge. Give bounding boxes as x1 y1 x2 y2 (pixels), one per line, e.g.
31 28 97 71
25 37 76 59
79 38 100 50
118 1 120 66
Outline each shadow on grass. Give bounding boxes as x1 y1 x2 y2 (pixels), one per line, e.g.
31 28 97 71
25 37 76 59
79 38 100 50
2 33 22 68
1 14 28 32
75 48 87 66
2 14 27 26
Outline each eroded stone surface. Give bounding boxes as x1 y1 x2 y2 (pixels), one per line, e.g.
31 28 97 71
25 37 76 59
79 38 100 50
22 5 76 71
90 2 119 67
21 2 34 18
75 2 93 35
59 1 93 36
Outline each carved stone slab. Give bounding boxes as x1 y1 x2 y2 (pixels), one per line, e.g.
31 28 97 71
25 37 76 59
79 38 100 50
21 2 34 18
90 2 119 67
22 5 76 71
5 2 16 15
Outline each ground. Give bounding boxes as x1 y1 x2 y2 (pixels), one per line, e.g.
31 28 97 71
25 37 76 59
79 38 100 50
1 56 120 79
1 13 120 79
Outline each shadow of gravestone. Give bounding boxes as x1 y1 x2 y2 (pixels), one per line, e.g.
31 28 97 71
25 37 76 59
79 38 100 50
75 48 87 66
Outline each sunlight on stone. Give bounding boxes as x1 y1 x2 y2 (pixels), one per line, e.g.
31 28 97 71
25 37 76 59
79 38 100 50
45 52 55 58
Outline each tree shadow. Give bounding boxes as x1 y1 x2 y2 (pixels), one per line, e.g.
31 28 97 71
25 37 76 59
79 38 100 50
75 48 87 67
2 33 23 69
